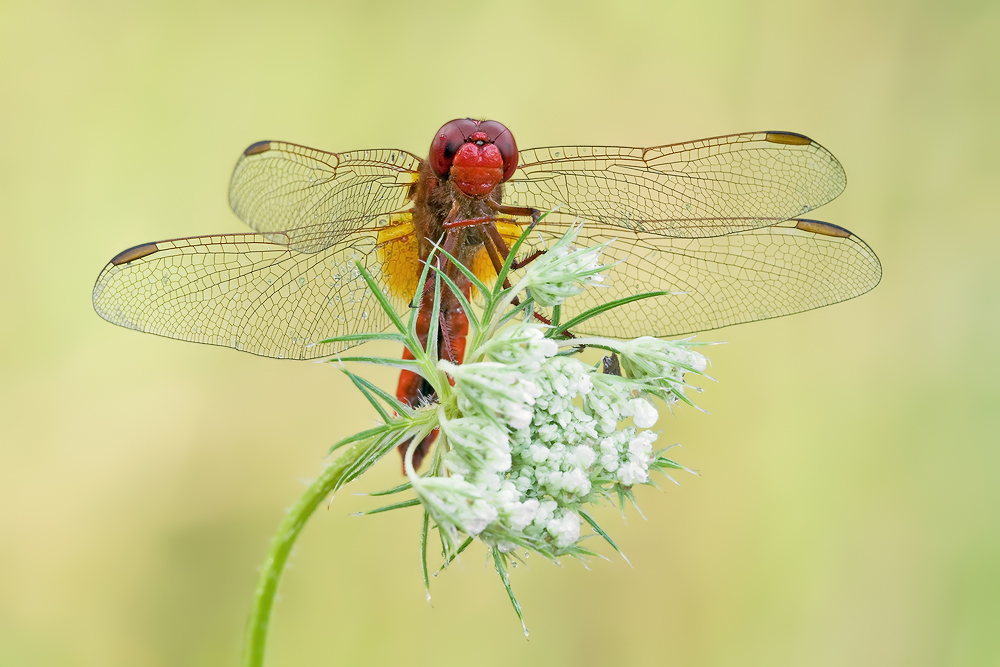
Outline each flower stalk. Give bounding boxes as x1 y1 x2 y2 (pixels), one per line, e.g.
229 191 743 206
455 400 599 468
243 440 370 667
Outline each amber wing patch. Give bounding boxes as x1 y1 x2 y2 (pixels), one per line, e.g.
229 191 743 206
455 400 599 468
376 213 420 301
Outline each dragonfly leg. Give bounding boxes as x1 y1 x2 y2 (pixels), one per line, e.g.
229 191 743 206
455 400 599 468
444 207 547 272
443 216 525 283
483 224 579 334
510 248 545 270
482 197 547 269
442 214 512 230
442 199 461 227
486 198 542 226
480 225 515 292
479 220 546 270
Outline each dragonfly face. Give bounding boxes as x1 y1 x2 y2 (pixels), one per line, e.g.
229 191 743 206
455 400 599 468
93 120 881 467
429 118 519 196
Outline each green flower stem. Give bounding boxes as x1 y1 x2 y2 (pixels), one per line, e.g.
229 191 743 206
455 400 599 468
243 442 368 667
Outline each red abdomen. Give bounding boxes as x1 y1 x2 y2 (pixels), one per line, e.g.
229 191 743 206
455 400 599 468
394 284 471 470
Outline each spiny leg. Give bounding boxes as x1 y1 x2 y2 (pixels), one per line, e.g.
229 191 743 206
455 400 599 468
486 198 542 226
478 217 585 338
481 221 546 270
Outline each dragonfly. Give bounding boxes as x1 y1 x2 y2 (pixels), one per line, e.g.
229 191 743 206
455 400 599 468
93 118 881 467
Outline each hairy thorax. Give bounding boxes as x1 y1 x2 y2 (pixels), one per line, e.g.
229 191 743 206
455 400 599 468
411 160 504 281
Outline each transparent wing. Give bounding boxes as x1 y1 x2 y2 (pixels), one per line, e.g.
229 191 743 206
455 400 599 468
507 131 846 238
92 225 415 360
517 218 881 337
229 140 422 252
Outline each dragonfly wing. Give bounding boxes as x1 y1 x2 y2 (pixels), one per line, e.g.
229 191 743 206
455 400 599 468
229 141 422 252
508 131 846 237
93 225 414 360
521 218 881 338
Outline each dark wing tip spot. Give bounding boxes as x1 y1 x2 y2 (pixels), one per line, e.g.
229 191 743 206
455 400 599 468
794 219 852 238
765 131 812 146
110 242 160 266
243 140 273 156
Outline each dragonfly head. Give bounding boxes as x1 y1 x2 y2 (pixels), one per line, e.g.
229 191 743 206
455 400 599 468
429 118 518 197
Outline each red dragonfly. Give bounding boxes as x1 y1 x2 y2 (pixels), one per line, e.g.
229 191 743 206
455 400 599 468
93 119 881 467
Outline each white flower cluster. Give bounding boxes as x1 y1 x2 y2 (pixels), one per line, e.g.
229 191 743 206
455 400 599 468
415 322 707 556
514 231 608 308
392 223 711 568
617 337 710 404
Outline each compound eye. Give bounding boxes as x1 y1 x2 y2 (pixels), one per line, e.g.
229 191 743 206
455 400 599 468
429 118 479 177
478 120 518 181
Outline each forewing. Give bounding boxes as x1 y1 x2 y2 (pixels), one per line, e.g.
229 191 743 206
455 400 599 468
229 141 421 251
520 218 881 337
508 131 846 237
93 227 412 360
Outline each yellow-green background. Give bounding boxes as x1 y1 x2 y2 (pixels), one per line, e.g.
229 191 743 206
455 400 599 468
2 1 998 665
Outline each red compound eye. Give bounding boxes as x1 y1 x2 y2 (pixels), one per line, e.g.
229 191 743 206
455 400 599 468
477 120 518 182
428 119 518 181
429 118 478 177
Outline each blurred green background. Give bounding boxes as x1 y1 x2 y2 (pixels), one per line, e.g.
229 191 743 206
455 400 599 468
2 0 998 665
